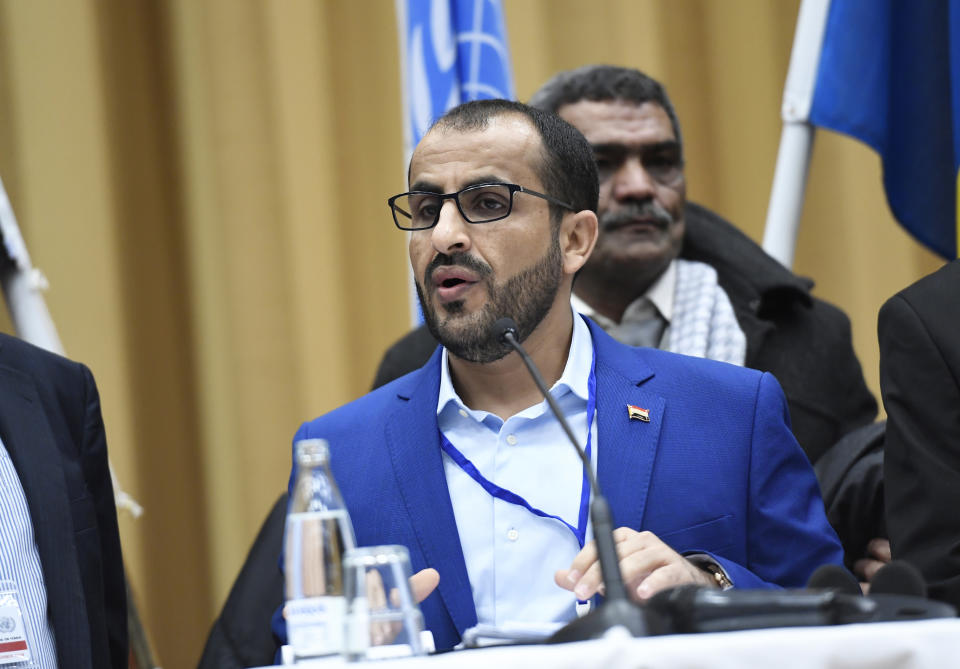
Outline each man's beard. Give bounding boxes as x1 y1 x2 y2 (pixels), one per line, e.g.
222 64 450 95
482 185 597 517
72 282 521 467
416 234 563 364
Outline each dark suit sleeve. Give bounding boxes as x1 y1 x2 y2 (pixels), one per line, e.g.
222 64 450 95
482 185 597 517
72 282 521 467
755 297 877 464
807 302 878 453
199 494 286 668
78 364 129 669
880 292 960 608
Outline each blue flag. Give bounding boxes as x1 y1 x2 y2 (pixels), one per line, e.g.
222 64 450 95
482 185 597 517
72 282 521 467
808 0 960 259
398 0 515 150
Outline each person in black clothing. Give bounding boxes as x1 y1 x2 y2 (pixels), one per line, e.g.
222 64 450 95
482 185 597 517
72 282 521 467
880 260 960 608
0 333 127 669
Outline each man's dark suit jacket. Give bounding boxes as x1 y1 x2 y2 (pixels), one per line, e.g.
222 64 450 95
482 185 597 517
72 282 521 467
880 259 960 608
0 333 127 669
373 202 878 465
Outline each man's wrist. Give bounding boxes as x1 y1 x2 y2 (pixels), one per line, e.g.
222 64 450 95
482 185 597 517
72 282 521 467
685 554 734 589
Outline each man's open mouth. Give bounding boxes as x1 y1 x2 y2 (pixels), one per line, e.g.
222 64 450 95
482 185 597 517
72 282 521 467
431 267 480 303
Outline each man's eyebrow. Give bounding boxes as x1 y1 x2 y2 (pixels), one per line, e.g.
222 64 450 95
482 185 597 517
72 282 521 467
409 180 443 193
463 175 507 188
408 175 508 192
591 143 626 154
591 140 681 154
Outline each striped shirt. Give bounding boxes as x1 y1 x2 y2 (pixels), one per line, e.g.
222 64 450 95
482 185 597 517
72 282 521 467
0 435 59 668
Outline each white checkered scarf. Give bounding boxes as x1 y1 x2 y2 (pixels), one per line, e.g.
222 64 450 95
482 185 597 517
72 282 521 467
666 259 746 366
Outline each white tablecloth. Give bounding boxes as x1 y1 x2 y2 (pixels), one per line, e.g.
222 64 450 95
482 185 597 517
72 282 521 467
258 618 960 668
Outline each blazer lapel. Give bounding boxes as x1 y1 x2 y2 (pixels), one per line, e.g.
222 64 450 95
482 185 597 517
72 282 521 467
0 358 92 669
383 351 477 635
588 320 665 532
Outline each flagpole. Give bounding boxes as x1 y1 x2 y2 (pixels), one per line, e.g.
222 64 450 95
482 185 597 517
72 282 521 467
762 0 832 269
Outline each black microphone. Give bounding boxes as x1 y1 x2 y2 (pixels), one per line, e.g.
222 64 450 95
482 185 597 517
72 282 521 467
869 560 926 598
806 564 862 595
644 561 955 634
862 560 955 621
490 317 652 641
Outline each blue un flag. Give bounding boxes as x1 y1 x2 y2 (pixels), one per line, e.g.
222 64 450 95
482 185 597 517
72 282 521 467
809 0 960 259
398 0 515 151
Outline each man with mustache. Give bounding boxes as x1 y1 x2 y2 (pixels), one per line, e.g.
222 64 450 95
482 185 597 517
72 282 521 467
372 66 882 577
272 99 843 652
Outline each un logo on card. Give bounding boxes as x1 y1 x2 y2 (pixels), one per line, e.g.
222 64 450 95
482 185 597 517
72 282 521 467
0 616 15 634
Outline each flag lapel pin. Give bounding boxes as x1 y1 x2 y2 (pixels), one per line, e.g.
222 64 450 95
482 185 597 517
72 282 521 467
627 404 650 422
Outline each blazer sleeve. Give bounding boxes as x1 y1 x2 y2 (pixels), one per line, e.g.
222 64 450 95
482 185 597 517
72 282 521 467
79 364 129 669
880 293 960 607
712 372 846 589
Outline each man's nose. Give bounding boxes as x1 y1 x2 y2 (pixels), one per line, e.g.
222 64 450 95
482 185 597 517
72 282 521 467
611 156 656 202
430 199 472 255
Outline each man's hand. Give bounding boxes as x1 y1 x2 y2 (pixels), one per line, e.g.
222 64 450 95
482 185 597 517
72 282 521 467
365 567 439 646
410 567 440 602
555 528 716 602
854 537 891 594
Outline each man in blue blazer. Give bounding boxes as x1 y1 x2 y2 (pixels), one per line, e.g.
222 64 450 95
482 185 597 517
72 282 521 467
279 99 843 651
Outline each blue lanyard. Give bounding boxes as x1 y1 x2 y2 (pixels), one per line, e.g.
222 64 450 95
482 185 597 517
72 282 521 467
438 348 597 550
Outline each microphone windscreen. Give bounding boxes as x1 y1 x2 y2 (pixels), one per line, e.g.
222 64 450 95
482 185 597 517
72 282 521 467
492 317 519 344
806 564 862 595
870 560 927 598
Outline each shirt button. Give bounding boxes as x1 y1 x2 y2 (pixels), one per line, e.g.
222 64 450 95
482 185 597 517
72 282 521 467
507 528 519 541
506 434 518 445
458 409 468 418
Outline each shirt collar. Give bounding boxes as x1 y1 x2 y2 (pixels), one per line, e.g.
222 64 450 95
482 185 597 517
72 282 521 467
571 259 676 325
437 308 594 418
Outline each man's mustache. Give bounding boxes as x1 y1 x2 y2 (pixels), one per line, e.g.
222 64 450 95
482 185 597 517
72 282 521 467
424 252 493 285
600 201 673 231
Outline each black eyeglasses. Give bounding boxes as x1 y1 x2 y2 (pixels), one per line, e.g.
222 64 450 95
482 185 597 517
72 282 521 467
387 183 574 231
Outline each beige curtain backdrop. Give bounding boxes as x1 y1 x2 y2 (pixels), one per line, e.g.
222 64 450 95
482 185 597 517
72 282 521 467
0 0 943 666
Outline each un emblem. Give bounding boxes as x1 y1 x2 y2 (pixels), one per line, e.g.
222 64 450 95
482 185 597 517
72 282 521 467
404 0 515 144
0 615 15 634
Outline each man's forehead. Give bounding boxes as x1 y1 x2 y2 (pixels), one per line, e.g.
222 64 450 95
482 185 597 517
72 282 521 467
558 99 675 145
409 115 542 188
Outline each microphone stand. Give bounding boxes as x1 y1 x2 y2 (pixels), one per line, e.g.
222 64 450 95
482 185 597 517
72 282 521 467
493 318 652 641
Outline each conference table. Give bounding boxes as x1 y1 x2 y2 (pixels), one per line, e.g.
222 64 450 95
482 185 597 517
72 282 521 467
257 618 960 668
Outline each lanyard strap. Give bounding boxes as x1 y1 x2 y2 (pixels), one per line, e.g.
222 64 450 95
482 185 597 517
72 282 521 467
438 349 597 549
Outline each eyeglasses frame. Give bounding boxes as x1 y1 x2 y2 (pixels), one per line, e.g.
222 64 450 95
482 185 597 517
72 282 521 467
387 183 575 231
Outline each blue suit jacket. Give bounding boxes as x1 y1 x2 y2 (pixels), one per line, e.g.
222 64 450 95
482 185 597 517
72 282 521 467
282 319 843 650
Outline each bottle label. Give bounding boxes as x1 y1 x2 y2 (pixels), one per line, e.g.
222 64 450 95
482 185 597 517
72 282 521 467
286 595 347 658
285 509 354 600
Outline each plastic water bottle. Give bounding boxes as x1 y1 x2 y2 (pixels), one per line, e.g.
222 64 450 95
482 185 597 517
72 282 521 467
284 438 356 659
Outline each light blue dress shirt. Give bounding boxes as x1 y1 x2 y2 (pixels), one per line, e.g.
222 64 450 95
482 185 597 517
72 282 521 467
0 435 59 668
437 312 597 627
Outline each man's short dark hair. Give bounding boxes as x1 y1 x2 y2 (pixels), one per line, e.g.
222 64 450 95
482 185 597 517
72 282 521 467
430 99 599 222
529 65 683 159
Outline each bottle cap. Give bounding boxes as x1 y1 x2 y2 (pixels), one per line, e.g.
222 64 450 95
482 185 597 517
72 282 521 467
294 438 330 467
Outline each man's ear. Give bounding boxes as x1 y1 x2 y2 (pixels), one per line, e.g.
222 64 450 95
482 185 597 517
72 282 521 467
560 210 598 275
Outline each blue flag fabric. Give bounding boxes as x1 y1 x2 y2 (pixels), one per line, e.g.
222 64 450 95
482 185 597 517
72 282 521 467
400 0 515 148
809 0 960 259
